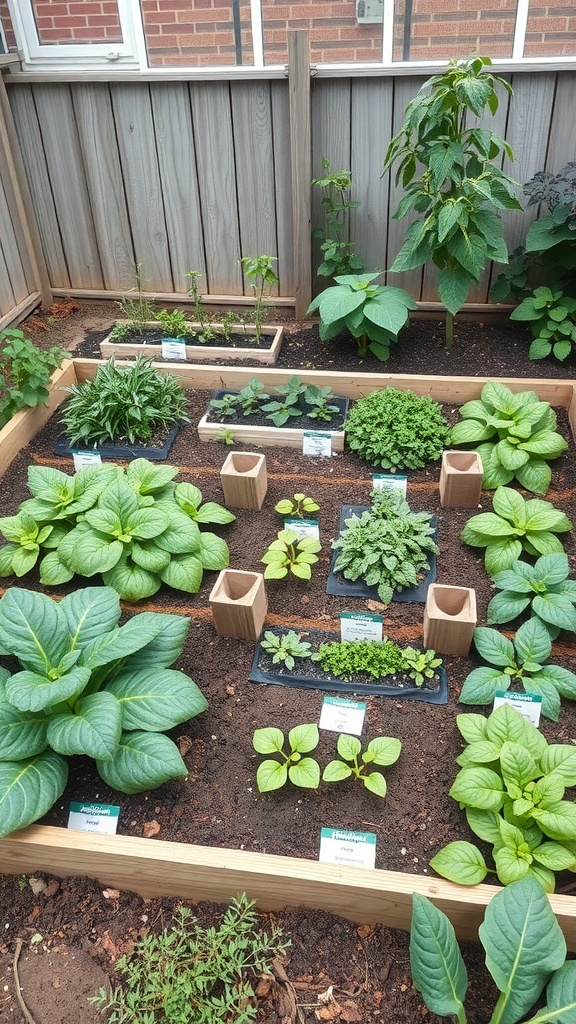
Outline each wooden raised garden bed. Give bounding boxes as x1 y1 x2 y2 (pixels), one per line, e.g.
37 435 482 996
99 322 284 365
0 358 575 948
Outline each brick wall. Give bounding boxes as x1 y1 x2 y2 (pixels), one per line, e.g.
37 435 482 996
525 1 576 56
142 0 253 66
0 0 17 50
31 0 122 45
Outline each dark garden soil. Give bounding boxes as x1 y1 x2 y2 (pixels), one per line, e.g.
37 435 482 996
0 298 574 1023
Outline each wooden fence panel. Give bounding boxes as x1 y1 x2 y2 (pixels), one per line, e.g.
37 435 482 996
271 81 294 296
351 78 393 278
0 175 26 311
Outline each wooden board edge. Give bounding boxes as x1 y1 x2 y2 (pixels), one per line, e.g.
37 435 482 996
99 325 282 365
197 414 345 451
0 360 77 480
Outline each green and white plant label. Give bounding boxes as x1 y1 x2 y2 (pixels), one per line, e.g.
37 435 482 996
303 431 332 457
161 338 188 360
319 696 366 735
372 473 407 495
493 690 542 728
319 828 376 869
67 802 120 835
72 450 102 471
284 518 320 541
340 611 383 642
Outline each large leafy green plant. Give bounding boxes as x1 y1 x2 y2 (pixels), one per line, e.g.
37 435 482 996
0 586 208 837
345 387 450 470
459 619 576 720
306 273 416 361
383 56 521 349
487 553 576 639
430 704 576 890
411 875 576 1022
0 460 234 601
449 381 567 495
0 328 66 429
461 486 572 576
510 285 576 362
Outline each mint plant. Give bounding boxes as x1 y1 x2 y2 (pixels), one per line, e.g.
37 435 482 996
274 493 319 518
459 619 576 720
261 528 321 581
510 285 576 361
383 55 521 349
0 585 208 837
487 553 576 639
307 273 416 361
253 724 320 792
461 486 572 576
0 328 66 429
449 381 567 495
430 704 576 890
411 875 576 1021
345 387 450 470
260 630 313 670
312 157 365 278
322 734 401 798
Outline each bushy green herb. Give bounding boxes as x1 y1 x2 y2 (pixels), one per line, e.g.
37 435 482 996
253 724 320 791
487 552 576 639
307 273 416 361
312 157 365 278
411 875 576 1021
459 618 576 721
402 647 443 686
260 629 312 670
155 307 195 341
0 586 207 837
311 638 442 685
239 255 278 343
322 734 401 798
430 704 576 891
90 894 289 1024
332 488 438 604
345 388 450 470
510 285 576 361
0 328 66 429
274 493 319 518
461 486 572 577
60 356 189 446
449 380 567 495
261 528 321 581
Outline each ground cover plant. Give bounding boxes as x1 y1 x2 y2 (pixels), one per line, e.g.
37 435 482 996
0 586 208 837
344 387 450 470
311 638 442 685
487 553 576 639
0 327 66 429
430 704 576 890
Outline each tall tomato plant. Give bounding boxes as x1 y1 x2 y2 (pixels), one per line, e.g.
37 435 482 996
383 56 522 349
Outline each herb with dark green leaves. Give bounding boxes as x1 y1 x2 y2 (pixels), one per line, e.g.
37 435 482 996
0 328 66 429
345 388 450 470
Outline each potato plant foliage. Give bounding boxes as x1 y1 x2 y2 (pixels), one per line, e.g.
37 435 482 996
0 586 208 837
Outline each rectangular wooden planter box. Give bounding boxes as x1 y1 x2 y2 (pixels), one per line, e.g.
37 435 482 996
197 411 347 451
99 321 284 365
1 358 576 947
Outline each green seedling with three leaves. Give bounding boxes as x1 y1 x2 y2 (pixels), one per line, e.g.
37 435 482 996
487 552 576 639
261 528 321 581
253 724 320 792
274 493 320 518
260 630 312 670
322 734 401 798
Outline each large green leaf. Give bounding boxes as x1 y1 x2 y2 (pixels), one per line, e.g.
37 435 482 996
125 459 178 495
485 538 524 576
47 692 122 761
106 668 207 731
409 892 468 1016
533 593 576 632
438 266 471 315
514 618 552 665
159 553 204 593
39 550 75 586
58 523 123 575
515 458 552 496
96 731 188 794
429 841 488 885
5 667 91 713
500 741 539 789
487 592 531 625
0 587 66 674
198 533 229 571
493 487 526 527
318 287 365 323
540 746 576 786
363 294 410 335
449 419 493 444
102 559 161 601
0 701 49 761
59 586 121 649
532 801 576 841
459 666 510 705
122 613 190 669
473 627 515 666
80 612 179 671
154 512 201 554
539 960 576 1022
0 751 68 838
130 541 171 573
449 766 504 811
124 507 171 540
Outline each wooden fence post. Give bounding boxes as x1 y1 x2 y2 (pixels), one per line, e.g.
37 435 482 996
287 31 311 319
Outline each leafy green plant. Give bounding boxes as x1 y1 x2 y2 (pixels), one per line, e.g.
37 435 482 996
253 724 320 791
312 157 365 278
459 618 576 721
312 638 405 679
114 262 156 334
449 381 568 494
402 647 443 686
332 488 438 603
90 894 289 1024
510 285 576 361
322 734 401 798
430 704 576 891
261 528 321 581
215 428 235 445
260 629 312 670
345 388 450 470
274 493 319 518
306 273 416 361
306 386 340 421
410 874 576 1022
0 459 233 601
487 553 576 639
155 307 194 340
239 255 278 342
0 585 207 837
461 486 572 576
60 356 189 447
209 393 241 420
260 393 302 427
383 56 521 349
0 328 66 429
236 377 269 415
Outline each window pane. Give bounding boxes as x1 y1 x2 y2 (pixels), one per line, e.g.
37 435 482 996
524 0 576 56
31 0 123 44
393 0 516 61
263 0 384 65
142 0 253 66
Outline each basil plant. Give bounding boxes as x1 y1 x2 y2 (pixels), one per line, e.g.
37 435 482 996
0 586 208 837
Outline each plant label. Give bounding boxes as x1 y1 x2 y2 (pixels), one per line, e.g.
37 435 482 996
319 696 366 735
372 473 407 495
319 828 376 869
72 450 102 471
67 801 120 835
303 431 332 457
493 690 542 727
340 612 383 642
161 338 188 360
284 518 320 540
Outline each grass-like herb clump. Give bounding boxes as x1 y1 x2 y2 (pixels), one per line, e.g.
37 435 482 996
344 387 450 470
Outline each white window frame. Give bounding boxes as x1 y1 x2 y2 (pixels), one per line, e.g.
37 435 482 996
7 0 146 69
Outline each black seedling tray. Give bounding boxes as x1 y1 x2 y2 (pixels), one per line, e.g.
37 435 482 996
54 424 180 461
205 390 349 430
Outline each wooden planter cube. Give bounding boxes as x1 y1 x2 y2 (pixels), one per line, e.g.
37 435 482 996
439 450 484 508
220 451 267 510
424 584 477 657
209 569 267 641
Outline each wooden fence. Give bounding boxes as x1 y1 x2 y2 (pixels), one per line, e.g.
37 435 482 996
1 63 575 314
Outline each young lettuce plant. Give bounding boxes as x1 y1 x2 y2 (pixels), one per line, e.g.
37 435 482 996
460 618 576 721
461 485 572 576
260 630 313 670
430 704 576 891
487 552 576 639
252 724 320 792
0 586 208 837
410 875 576 1022
261 529 321 581
322 734 401 797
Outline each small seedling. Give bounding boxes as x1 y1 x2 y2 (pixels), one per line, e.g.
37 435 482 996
116 262 156 332
260 630 312 669
274 493 320 518
322 734 402 798
215 428 235 445
209 393 241 420
307 386 339 421
261 528 321 581
402 647 443 686
239 255 279 343
260 393 302 427
253 724 320 792
237 377 270 416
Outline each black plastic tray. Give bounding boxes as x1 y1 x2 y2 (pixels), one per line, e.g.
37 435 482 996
205 390 349 430
54 424 180 461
